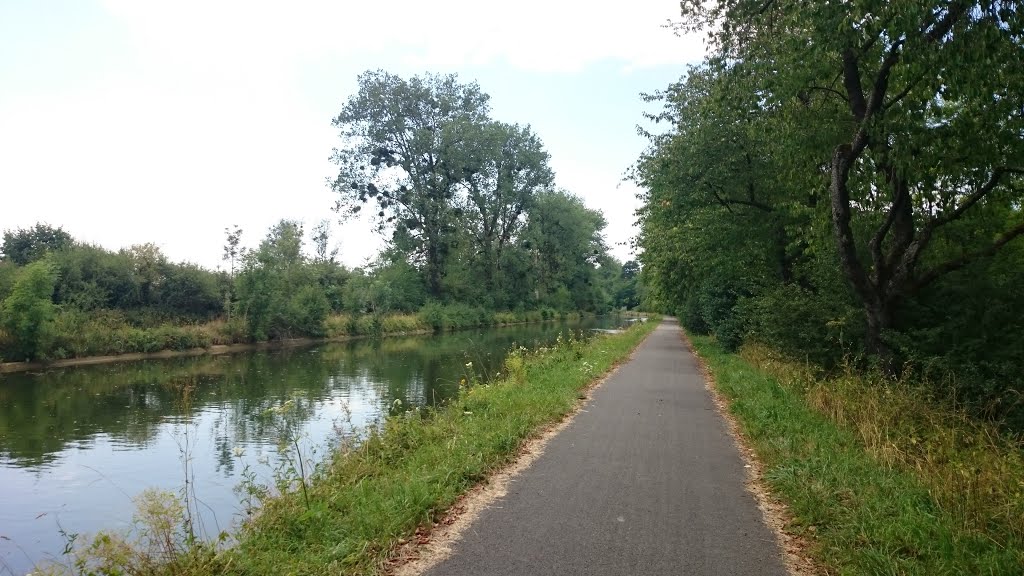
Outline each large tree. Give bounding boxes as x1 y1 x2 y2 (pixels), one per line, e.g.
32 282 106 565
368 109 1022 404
675 0 1024 363
329 71 491 298
461 121 554 298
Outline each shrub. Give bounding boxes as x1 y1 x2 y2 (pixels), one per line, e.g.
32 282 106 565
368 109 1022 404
1 260 57 361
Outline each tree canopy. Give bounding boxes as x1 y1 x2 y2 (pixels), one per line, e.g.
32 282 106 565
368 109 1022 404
637 1 1024 427
329 70 620 312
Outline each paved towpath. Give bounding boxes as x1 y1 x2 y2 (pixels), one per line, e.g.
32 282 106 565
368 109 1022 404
424 319 788 576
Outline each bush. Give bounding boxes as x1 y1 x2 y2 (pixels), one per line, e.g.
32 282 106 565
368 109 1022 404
742 284 862 366
418 302 447 332
287 285 330 338
1 260 57 361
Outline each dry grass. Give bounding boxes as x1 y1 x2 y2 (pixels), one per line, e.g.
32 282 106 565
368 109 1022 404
743 343 1024 549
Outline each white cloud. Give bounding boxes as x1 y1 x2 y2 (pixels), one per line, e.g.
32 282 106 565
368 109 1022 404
99 0 702 72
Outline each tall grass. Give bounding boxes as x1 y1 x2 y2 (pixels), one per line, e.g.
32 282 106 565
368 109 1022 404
324 313 426 338
691 335 1024 574
742 344 1024 549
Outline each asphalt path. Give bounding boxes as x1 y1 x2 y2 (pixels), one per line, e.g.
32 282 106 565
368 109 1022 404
424 319 788 576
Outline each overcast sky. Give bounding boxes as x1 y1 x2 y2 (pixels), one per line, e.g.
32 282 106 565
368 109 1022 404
1 0 705 270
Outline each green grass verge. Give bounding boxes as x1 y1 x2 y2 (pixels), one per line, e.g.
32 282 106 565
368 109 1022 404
689 335 1024 575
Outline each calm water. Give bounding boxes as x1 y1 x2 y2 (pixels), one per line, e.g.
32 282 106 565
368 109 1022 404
0 318 626 575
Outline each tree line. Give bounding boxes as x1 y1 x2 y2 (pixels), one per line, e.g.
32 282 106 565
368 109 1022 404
635 1 1024 428
0 71 641 361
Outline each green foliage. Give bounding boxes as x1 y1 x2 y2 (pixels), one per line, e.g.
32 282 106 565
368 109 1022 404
417 302 492 333
1 223 73 266
157 263 222 318
1 69 627 363
330 71 619 313
235 220 332 341
522 190 610 312
47 310 215 357
330 71 492 299
1 259 57 361
288 285 330 338
637 2 1024 425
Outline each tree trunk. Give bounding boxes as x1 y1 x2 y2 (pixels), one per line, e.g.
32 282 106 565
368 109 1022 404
426 242 443 299
864 299 895 371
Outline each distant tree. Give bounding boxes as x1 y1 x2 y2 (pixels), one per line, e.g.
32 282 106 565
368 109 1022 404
122 243 167 306
461 122 555 295
329 70 491 298
235 220 328 340
51 244 140 310
223 225 243 276
1 224 73 266
523 190 610 311
621 260 640 280
222 225 243 320
310 220 338 264
0 261 17 301
309 220 348 312
158 263 222 319
1 259 57 361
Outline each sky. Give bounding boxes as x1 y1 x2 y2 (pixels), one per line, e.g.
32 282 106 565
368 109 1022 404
0 0 706 270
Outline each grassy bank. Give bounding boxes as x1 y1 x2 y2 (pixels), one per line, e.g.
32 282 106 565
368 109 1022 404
53 318 658 575
0 306 599 367
689 335 1024 575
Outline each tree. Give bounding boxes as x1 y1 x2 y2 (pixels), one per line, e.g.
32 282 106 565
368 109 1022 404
222 225 243 320
329 70 491 299
52 244 140 310
2 223 73 265
1 259 57 361
122 243 167 306
632 62 818 347
309 220 348 312
223 225 243 276
676 0 1024 364
462 122 555 296
310 220 338 264
158 263 222 319
523 190 610 311
235 220 329 340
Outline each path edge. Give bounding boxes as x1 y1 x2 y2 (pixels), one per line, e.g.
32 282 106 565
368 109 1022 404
385 325 659 576
681 330 822 576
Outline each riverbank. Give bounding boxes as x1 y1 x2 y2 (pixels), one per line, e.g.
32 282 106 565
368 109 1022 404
688 335 1024 575
52 317 659 575
0 308 611 374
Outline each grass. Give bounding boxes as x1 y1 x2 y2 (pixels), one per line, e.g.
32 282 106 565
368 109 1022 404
689 335 1024 575
50 317 658 576
324 313 427 338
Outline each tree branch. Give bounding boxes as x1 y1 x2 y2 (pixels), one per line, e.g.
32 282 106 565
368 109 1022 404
926 168 1015 231
805 85 849 103
831 143 876 304
841 48 867 120
911 220 1024 293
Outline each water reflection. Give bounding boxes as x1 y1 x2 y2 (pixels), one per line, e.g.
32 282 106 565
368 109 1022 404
0 318 621 574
